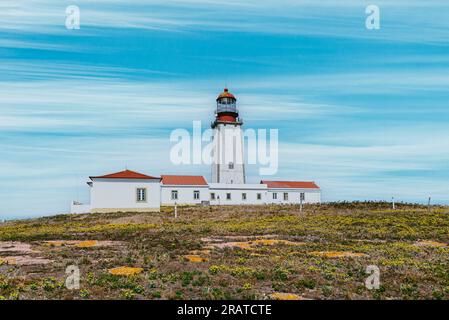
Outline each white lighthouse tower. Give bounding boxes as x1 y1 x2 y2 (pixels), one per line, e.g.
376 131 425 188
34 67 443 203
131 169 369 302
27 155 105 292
211 88 245 184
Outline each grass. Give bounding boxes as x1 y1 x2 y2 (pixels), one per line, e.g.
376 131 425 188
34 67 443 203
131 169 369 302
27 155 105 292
0 202 448 300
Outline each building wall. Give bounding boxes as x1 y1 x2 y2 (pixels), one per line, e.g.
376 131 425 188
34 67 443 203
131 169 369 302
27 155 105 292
161 185 209 205
209 183 268 205
90 178 161 211
211 123 245 184
266 189 321 204
70 202 92 214
161 184 321 206
71 178 321 213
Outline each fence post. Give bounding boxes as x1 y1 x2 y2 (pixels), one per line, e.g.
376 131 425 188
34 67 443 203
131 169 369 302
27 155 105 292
174 202 178 218
392 197 395 210
427 197 431 212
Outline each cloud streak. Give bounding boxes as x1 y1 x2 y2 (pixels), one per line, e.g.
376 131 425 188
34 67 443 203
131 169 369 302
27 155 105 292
2 0 449 43
1 1 449 218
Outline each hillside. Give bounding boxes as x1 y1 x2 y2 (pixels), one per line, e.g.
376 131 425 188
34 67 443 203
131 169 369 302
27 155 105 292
0 202 448 300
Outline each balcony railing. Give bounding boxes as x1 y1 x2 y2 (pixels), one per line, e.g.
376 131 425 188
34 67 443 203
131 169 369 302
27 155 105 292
216 103 238 114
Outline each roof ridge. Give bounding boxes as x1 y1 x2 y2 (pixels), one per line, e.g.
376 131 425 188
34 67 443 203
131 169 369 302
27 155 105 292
161 174 205 176
260 180 320 189
161 175 208 185
261 179 316 182
90 169 160 180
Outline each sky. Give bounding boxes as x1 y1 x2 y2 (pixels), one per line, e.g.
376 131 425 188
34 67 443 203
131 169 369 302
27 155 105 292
1 0 449 219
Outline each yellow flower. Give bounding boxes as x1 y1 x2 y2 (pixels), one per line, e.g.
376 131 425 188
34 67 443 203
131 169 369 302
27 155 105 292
108 267 143 276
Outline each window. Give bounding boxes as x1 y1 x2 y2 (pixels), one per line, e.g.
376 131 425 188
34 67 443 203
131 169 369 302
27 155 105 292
272 193 277 200
283 193 288 201
171 190 178 200
226 193 231 200
242 193 247 200
194 190 200 200
210 193 216 200
228 162 234 169
136 188 146 202
300 193 305 201
257 193 262 200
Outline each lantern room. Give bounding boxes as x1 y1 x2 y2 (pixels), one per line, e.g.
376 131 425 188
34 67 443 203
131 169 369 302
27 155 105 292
217 88 236 111
213 88 242 126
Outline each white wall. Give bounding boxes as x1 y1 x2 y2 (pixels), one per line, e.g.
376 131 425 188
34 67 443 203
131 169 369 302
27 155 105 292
211 123 245 184
266 189 321 204
90 178 160 211
72 177 321 211
161 183 321 206
70 202 91 214
161 185 209 206
209 183 267 205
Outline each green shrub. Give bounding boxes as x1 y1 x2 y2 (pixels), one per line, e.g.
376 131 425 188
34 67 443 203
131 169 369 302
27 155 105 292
296 278 316 289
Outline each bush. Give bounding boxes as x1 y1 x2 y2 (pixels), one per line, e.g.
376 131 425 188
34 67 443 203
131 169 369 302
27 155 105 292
296 278 316 289
273 268 289 281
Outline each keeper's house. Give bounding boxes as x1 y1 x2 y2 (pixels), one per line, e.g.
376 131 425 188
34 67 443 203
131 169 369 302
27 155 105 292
72 170 161 214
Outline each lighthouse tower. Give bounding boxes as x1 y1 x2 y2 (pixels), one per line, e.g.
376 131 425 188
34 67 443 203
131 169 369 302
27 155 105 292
211 88 246 184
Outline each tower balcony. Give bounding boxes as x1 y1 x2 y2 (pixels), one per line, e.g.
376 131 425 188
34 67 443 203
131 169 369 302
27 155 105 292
211 117 243 128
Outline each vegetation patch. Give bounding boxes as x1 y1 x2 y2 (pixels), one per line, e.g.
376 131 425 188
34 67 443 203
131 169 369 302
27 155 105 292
43 240 121 248
269 292 306 300
183 255 209 263
204 238 305 250
108 267 144 276
309 251 368 258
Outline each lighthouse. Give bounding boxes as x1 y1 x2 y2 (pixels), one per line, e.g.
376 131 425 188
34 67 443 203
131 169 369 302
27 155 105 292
211 88 246 184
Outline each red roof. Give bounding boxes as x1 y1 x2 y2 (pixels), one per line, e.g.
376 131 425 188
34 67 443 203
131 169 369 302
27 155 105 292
261 180 320 189
161 175 208 185
216 88 236 100
90 170 160 180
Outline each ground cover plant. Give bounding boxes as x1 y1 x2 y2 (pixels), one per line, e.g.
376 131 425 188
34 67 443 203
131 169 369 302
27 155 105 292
0 202 447 300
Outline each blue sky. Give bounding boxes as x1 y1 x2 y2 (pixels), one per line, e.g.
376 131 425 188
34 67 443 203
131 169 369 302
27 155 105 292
1 0 449 219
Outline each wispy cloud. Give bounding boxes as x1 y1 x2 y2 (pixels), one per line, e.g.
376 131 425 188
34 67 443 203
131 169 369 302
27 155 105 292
234 71 449 95
1 1 449 218
2 0 449 43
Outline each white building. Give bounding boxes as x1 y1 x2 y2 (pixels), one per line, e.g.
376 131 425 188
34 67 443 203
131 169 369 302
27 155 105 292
71 172 320 213
72 170 161 213
262 180 321 205
71 88 321 213
161 175 209 206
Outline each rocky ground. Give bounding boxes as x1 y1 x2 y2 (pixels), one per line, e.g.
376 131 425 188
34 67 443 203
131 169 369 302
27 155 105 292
0 202 448 300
